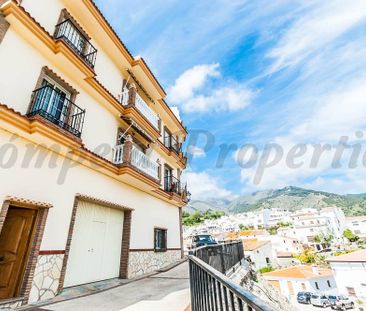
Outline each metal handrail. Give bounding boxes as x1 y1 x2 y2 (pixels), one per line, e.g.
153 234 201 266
163 134 180 153
27 85 85 137
55 19 97 68
189 255 275 311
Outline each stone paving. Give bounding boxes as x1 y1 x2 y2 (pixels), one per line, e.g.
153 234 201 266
29 261 190 311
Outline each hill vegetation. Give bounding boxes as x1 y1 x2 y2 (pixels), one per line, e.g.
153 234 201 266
187 186 366 216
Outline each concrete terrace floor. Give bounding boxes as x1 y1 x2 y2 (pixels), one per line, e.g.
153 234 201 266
35 261 190 311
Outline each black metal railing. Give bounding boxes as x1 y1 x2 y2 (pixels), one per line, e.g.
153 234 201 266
28 85 85 137
55 19 97 68
163 135 180 154
164 175 182 195
190 241 244 275
189 255 275 311
164 176 182 195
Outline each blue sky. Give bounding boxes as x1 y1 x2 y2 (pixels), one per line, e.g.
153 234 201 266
95 0 366 200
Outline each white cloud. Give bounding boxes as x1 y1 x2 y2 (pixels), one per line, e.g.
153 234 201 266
169 64 254 113
267 0 366 73
183 171 233 200
187 145 206 158
169 63 220 103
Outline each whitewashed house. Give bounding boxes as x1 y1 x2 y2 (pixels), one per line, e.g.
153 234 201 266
243 239 274 270
262 265 336 297
346 216 366 238
328 250 366 299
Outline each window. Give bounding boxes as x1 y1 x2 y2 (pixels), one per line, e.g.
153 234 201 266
327 280 331 288
265 257 270 264
154 228 167 252
315 282 319 290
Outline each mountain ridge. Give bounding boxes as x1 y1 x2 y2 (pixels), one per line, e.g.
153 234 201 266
186 186 366 216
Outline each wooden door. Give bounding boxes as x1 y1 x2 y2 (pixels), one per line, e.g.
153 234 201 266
0 207 36 299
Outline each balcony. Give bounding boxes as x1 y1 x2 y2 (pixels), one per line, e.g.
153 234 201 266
189 241 274 311
55 19 97 68
164 175 183 195
113 142 159 180
27 85 85 137
120 87 160 130
164 135 180 154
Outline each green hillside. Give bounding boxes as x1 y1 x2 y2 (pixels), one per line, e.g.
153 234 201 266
187 186 366 216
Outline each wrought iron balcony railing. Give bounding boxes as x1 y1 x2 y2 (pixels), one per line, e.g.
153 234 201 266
164 175 182 195
163 134 180 154
55 19 97 68
189 241 274 311
28 85 85 137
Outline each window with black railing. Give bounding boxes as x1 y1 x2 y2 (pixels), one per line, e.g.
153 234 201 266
28 85 85 137
54 19 97 68
164 175 181 195
163 134 180 154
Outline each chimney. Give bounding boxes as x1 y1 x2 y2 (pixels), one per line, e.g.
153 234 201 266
311 266 319 275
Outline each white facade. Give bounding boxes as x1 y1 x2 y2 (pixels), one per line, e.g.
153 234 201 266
346 216 366 237
263 266 337 297
329 250 366 299
0 0 187 306
245 241 274 270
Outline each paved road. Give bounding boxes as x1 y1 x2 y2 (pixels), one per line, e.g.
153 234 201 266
43 262 190 311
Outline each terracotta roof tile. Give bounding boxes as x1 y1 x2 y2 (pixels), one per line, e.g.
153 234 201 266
263 265 333 279
243 239 270 251
328 250 366 262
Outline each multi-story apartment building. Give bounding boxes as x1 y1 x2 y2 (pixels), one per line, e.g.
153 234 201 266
0 0 188 307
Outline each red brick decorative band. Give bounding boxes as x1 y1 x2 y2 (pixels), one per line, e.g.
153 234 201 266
38 250 65 255
129 248 182 252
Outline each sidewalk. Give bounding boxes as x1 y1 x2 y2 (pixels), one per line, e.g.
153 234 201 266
33 261 190 311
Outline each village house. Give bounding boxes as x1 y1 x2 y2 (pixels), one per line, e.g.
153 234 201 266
243 238 274 270
328 250 366 299
0 0 188 307
262 265 336 297
346 216 366 238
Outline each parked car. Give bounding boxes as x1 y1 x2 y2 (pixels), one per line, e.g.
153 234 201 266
297 291 312 304
191 234 217 248
311 294 330 308
328 295 354 310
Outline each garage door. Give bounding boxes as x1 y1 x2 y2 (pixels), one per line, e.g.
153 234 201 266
64 200 124 287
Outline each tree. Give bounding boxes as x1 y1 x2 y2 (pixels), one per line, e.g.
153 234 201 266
343 229 359 243
294 248 317 264
239 224 249 230
258 266 274 274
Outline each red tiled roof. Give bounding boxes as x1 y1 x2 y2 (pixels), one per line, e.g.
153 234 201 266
328 250 366 262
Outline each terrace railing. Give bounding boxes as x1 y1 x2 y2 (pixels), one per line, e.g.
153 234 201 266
189 241 274 311
131 145 159 179
28 85 85 137
163 134 180 154
55 19 97 68
112 144 159 180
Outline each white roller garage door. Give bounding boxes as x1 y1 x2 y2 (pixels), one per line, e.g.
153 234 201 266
64 200 124 287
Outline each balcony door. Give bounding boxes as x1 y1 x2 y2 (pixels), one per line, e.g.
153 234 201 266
33 78 71 124
164 166 173 191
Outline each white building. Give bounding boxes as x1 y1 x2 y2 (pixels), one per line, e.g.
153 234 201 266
243 239 274 270
328 250 366 299
0 0 188 307
262 265 336 297
346 216 366 238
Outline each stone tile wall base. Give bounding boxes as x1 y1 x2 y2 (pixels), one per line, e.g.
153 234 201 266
0 298 23 310
128 250 181 278
28 254 64 303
